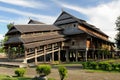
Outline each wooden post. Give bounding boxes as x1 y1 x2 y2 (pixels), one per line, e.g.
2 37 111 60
35 48 38 65
85 48 88 61
66 49 69 62
52 44 54 62
92 50 94 60
24 49 27 63
8 46 10 60
58 46 60 62
75 50 78 62
44 45 46 63
102 50 104 60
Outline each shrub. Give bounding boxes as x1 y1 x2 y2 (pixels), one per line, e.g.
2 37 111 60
90 62 99 70
105 63 112 71
98 62 112 71
36 65 51 77
15 68 26 77
58 66 68 80
82 62 91 69
112 63 118 71
117 63 120 71
98 62 106 70
82 62 88 69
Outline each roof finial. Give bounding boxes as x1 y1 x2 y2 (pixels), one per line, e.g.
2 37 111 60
28 17 31 20
61 8 64 12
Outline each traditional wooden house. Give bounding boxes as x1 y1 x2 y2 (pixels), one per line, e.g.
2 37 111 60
54 11 115 62
4 11 115 64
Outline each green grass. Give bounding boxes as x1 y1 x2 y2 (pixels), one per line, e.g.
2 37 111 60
53 62 82 67
84 69 120 73
0 75 31 80
100 59 120 63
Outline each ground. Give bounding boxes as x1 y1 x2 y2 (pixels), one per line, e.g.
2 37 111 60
0 65 120 80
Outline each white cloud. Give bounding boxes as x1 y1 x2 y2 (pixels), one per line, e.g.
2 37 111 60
0 0 47 9
0 6 56 24
53 0 120 42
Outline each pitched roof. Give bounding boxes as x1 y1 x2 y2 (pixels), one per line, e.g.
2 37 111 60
22 34 65 44
28 19 44 24
6 24 62 35
5 33 66 48
54 11 108 37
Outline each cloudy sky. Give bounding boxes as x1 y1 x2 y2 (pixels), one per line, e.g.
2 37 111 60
0 0 120 42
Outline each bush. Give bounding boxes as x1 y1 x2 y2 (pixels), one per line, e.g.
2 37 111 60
90 62 99 70
36 65 51 77
82 62 87 69
58 66 68 80
112 63 118 71
105 63 112 71
117 63 120 71
98 62 112 71
15 68 26 77
82 62 91 69
98 62 106 70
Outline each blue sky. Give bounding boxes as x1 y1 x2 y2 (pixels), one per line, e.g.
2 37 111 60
0 0 120 42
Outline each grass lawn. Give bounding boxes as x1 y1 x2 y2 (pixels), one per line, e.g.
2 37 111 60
0 75 31 80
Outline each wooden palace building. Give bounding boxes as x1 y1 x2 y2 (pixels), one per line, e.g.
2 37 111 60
4 11 115 64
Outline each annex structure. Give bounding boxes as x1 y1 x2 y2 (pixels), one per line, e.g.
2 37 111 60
4 11 115 64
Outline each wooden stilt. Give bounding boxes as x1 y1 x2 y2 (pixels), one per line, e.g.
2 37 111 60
85 48 88 61
44 46 46 63
52 44 54 62
24 49 28 63
58 47 60 62
35 48 37 65
66 49 69 62
75 50 78 62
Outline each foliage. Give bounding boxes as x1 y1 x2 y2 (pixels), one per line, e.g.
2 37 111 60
36 65 51 77
115 16 120 49
15 68 26 77
82 62 119 71
90 62 99 70
112 63 118 71
117 63 120 71
58 66 68 80
7 23 14 30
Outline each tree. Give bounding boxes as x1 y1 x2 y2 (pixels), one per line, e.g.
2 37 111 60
7 23 14 30
58 66 68 80
0 23 14 53
115 16 120 49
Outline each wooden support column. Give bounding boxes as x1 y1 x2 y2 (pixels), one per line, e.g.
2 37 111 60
66 49 69 62
52 44 54 62
8 46 10 60
24 49 28 63
58 46 60 62
102 51 104 60
85 48 88 61
44 45 46 63
92 50 95 60
75 50 78 62
35 48 38 65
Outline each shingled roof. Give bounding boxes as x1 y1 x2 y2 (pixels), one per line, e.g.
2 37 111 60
28 19 44 24
54 11 108 37
6 24 62 35
5 34 66 48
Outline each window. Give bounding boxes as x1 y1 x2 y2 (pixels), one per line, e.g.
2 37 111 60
73 24 76 27
72 41 75 46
